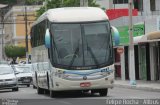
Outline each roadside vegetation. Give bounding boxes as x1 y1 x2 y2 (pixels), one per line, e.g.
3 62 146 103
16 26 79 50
5 45 26 64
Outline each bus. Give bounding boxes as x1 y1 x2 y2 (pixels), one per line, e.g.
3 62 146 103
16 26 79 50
30 7 119 97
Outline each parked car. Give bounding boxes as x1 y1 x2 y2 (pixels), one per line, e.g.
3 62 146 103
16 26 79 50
0 64 19 91
0 61 9 65
14 64 32 87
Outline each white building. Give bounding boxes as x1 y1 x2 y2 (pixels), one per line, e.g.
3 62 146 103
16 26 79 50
96 0 160 16
99 0 160 81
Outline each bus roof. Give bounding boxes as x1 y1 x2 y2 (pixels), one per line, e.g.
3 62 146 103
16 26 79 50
33 7 108 26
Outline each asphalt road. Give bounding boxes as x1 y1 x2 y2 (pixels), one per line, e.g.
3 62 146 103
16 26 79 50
0 86 160 105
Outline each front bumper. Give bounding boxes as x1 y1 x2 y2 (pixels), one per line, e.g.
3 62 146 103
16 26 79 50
0 81 18 90
51 75 114 91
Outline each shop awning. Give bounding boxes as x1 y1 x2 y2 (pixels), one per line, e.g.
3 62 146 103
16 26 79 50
134 36 143 44
138 31 160 43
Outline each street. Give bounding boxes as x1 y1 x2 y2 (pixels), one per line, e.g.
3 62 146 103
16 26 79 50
0 86 160 105
1 0 160 105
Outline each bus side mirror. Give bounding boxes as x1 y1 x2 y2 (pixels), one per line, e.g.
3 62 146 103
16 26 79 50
45 29 51 48
111 26 120 46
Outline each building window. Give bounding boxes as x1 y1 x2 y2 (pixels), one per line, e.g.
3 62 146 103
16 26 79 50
134 0 143 11
150 0 155 11
113 0 128 4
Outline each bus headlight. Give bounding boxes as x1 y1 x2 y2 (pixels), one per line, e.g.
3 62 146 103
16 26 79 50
100 68 113 76
55 70 69 79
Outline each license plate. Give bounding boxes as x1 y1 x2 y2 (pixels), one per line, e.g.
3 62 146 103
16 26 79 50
23 79 30 82
80 82 91 87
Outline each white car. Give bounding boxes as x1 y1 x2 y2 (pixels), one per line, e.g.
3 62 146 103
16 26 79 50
0 65 19 91
14 64 33 87
0 61 9 65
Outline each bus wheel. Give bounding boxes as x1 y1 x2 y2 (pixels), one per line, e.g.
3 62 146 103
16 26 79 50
37 87 43 94
50 90 57 98
33 85 37 89
12 87 19 91
99 89 108 96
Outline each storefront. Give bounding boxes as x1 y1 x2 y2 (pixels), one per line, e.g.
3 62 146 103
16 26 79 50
139 31 160 81
114 23 145 80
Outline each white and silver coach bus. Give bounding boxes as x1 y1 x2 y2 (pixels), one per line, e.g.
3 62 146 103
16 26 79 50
30 7 119 97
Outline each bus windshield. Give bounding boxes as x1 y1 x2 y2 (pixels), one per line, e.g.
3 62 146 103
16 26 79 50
50 21 113 69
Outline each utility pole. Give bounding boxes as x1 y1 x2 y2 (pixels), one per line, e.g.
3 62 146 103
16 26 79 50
0 5 9 61
80 0 88 7
128 0 136 85
0 8 5 61
25 6 29 64
61 0 64 7
2 12 4 60
45 0 47 11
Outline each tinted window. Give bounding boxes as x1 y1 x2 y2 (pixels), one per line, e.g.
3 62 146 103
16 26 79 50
50 21 113 69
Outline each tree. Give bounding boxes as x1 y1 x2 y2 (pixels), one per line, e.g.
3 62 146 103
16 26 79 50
0 0 43 5
36 0 99 17
5 45 26 64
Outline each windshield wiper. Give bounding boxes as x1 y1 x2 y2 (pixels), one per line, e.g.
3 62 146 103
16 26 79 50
68 46 79 69
87 46 99 68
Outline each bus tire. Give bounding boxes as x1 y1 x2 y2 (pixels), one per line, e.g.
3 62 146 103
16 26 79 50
37 87 43 94
99 89 108 96
12 87 19 91
47 72 49 90
50 90 57 98
33 85 37 89
35 72 38 87
27 84 30 87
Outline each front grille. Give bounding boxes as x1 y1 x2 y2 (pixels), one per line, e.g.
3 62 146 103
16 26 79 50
5 79 13 81
0 84 17 88
0 79 14 82
20 77 32 80
18 77 32 83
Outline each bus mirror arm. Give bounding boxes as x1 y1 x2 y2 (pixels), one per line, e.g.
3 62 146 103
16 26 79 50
111 26 120 46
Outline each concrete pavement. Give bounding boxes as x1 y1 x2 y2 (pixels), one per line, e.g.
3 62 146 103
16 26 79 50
114 79 160 92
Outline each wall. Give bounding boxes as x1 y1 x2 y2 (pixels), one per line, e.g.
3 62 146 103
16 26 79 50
15 11 36 54
143 0 151 15
106 9 138 20
145 17 158 33
96 0 110 9
155 0 160 11
3 6 40 60
113 4 128 9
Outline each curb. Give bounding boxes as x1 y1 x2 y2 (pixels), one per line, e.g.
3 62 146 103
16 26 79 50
113 83 160 92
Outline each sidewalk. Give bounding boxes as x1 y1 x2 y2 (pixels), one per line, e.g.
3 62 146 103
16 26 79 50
114 79 160 92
